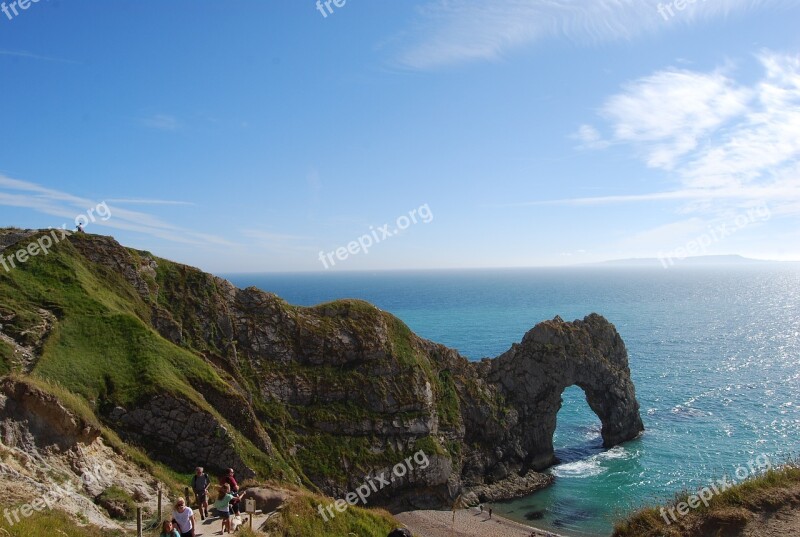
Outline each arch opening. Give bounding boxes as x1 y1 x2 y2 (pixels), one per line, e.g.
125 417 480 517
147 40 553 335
552 385 604 465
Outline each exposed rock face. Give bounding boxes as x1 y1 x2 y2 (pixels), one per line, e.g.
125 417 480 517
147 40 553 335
0 378 99 451
488 314 644 469
0 228 37 252
461 471 554 505
107 394 256 480
0 379 167 530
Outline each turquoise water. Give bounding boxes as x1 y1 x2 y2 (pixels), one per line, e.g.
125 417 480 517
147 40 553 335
226 266 800 537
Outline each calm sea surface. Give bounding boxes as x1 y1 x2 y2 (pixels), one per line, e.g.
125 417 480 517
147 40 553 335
226 266 800 537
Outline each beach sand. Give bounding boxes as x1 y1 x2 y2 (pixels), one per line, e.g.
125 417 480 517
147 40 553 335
395 508 565 537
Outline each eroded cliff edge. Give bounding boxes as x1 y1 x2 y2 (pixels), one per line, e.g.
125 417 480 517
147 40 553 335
0 229 644 512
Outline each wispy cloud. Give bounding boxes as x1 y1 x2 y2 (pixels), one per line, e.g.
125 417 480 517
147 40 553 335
396 0 784 70
573 124 611 150
0 175 234 246
240 229 318 254
597 67 752 170
0 50 78 64
139 114 181 131
531 52 800 216
106 198 195 206
241 229 313 242
508 184 800 207
618 217 709 250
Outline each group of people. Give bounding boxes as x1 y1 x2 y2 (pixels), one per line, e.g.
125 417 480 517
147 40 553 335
159 467 245 537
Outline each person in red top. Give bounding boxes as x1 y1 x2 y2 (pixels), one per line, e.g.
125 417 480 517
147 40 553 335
219 468 241 515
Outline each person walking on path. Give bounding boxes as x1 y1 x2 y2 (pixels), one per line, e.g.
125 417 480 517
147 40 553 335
488 507 493 519
214 484 243 534
171 497 196 537
219 468 241 516
191 466 211 520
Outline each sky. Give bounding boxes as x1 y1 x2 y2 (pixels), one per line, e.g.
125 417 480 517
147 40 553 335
1 0 799 272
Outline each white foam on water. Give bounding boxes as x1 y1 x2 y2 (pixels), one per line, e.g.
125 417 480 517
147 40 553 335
551 459 605 478
551 446 633 478
596 446 630 461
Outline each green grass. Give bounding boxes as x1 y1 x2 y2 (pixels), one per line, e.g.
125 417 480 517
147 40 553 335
0 338 13 374
1 232 296 477
612 462 800 537
413 435 447 457
0 508 126 537
436 370 461 427
96 486 137 520
295 433 395 482
263 494 399 537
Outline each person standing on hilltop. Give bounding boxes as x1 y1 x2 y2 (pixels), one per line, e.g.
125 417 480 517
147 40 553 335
191 466 211 520
219 468 241 516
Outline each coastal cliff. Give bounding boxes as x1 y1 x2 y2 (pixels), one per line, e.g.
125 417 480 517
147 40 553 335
0 229 644 520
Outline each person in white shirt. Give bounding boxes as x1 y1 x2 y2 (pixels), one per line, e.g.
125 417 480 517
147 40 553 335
171 497 196 537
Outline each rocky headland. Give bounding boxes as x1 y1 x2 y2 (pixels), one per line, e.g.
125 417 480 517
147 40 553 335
0 228 645 533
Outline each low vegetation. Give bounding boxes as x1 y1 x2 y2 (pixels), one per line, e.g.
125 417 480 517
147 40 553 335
613 462 800 537
95 486 137 520
263 493 399 537
0 509 127 537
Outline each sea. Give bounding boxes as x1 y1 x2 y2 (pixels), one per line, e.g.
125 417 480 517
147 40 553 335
225 265 800 537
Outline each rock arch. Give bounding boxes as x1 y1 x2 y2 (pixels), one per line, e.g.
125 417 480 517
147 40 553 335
489 314 644 470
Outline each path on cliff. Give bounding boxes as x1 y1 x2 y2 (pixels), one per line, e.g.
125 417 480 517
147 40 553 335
192 510 273 536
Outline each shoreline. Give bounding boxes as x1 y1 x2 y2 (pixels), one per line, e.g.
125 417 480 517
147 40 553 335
395 508 567 537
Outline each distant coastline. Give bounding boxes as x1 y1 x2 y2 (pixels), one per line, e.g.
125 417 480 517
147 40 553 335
584 254 794 268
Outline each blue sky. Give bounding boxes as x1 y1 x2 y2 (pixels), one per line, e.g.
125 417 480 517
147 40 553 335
1 0 799 272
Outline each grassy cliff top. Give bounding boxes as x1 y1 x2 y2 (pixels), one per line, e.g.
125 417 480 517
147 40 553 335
613 462 800 537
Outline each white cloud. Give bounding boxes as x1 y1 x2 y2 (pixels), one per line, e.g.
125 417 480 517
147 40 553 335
680 53 800 188
574 124 610 150
139 114 180 131
599 69 752 170
555 51 800 216
396 0 785 70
